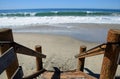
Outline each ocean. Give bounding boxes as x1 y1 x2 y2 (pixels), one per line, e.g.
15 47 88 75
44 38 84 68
0 8 120 26
0 8 120 42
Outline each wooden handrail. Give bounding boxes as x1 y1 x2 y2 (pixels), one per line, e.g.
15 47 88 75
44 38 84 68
0 40 46 78
0 28 19 79
85 43 106 53
75 42 120 59
0 41 46 58
13 42 46 58
75 50 104 59
0 29 47 79
75 44 106 58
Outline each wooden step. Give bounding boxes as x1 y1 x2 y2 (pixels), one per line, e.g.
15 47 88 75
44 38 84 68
40 70 97 79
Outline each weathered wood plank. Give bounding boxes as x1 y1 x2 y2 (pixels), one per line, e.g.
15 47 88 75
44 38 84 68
40 71 97 79
0 28 19 79
11 66 23 79
35 45 43 71
75 49 104 58
100 29 120 79
75 44 105 58
13 42 46 58
77 46 86 72
0 47 16 74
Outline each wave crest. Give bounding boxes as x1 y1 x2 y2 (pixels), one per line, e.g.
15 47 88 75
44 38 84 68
0 11 120 17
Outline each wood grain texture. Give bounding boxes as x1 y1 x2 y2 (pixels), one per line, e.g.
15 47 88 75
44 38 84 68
77 46 86 71
41 71 97 79
35 45 43 71
14 42 46 58
100 29 120 79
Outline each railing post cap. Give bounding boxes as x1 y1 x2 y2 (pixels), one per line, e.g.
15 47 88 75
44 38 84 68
35 45 41 48
109 29 120 34
107 29 120 42
80 45 87 53
80 45 87 48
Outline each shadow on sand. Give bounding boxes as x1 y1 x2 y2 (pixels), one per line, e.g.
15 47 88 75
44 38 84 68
51 67 120 79
84 68 100 78
84 68 120 79
51 67 61 79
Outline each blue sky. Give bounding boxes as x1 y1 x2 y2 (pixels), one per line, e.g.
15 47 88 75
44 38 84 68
0 0 120 10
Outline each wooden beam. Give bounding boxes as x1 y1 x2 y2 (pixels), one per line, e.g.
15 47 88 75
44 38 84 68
13 42 46 58
11 66 23 79
77 45 86 71
0 47 16 74
0 28 19 79
100 29 120 79
85 43 106 53
35 45 43 71
75 48 104 58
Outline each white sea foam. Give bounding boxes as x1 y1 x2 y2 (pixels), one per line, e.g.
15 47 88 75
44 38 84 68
0 16 120 28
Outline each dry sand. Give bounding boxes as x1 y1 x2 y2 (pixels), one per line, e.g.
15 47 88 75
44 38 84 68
0 33 120 79
13 33 98 74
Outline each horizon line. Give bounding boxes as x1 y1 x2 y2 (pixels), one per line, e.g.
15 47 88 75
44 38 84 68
0 8 120 10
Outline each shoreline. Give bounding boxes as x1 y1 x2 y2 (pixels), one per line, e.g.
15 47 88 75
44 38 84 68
12 23 120 43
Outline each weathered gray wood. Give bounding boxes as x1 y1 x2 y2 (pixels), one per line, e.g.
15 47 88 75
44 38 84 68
11 66 23 79
13 42 46 58
0 47 16 74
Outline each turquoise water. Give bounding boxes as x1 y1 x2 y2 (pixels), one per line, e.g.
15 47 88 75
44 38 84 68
0 8 120 17
0 8 120 43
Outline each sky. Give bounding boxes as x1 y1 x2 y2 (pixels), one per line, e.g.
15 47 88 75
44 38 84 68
0 0 120 10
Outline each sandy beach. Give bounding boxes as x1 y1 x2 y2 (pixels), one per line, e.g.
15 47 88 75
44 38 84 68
13 33 98 74
0 23 120 79
0 1 120 78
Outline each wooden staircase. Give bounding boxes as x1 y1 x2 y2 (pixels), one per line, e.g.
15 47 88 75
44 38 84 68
40 70 97 79
0 28 120 79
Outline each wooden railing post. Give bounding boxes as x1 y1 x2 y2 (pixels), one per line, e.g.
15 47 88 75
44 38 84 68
77 45 86 71
35 45 43 71
100 29 120 79
0 28 19 79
